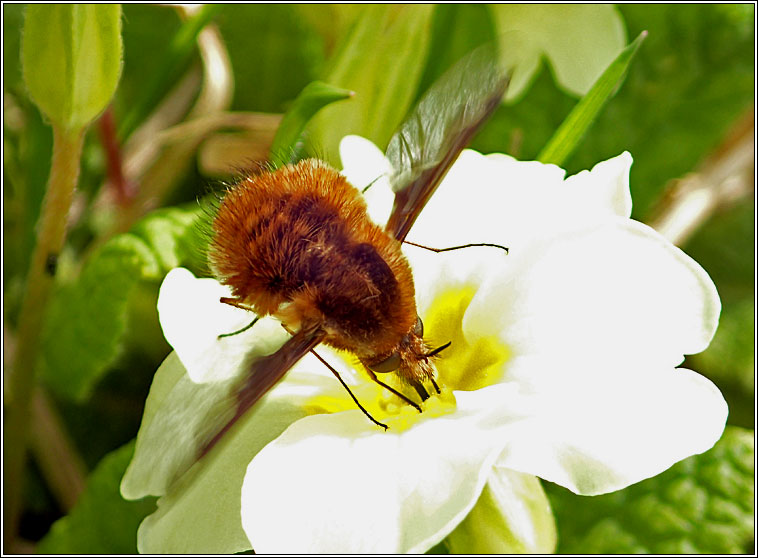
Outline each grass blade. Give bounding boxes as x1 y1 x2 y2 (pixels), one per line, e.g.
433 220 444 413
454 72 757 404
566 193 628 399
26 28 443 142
538 31 647 166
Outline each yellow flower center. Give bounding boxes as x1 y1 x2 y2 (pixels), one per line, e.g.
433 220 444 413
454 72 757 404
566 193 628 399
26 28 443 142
303 285 511 432
424 286 511 391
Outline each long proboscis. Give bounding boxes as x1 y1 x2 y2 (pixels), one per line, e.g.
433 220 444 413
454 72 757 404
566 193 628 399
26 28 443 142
385 43 510 242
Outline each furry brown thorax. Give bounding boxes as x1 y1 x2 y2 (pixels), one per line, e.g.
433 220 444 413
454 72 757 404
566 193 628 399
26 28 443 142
209 159 436 387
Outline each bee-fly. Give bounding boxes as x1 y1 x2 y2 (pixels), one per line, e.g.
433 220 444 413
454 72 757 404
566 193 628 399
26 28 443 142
202 43 509 453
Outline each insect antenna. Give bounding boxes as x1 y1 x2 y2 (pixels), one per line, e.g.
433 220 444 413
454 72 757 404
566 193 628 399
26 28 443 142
310 350 389 430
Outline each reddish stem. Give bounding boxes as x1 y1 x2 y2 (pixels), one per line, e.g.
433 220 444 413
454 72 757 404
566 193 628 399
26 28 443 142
98 105 135 205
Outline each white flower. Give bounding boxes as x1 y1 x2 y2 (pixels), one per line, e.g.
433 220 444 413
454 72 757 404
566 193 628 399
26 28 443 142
121 136 727 554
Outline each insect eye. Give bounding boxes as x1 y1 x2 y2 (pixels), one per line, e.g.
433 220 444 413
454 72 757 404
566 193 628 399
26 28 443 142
368 352 402 373
413 316 424 337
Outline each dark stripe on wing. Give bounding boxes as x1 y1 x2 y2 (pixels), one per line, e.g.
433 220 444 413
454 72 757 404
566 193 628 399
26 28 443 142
200 329 325 457
385 43 510 241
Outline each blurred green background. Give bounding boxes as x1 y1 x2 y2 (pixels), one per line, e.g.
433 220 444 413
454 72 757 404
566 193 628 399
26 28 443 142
3 4 754 553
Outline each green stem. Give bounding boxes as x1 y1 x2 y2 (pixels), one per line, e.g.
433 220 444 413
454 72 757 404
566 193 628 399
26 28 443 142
3 125 85 549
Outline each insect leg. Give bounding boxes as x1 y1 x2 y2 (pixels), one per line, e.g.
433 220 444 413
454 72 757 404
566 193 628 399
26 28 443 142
310 350 389 431
364 368 422 413
403 240 509 255
217 317 259 339
220 296 256 311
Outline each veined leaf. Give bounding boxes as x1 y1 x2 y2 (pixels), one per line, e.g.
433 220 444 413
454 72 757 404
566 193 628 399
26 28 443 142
547 427 754 554
39 207 205 401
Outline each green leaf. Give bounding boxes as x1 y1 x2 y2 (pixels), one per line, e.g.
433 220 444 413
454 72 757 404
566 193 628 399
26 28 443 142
129 205 210 274
294 4 364 57
38 235 158 401
547 427 754 554
537 31 646 167
306 5 434 165
36 441 156 554
22 4 123 131
38 206 205 401
269 81 354 167
3 3 25 90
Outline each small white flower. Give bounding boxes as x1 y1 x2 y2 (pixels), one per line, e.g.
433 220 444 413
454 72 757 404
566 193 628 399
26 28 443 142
122 136 726 554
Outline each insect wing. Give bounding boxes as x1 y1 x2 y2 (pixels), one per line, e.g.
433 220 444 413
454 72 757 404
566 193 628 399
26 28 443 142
125 328 326 493
385 43 510 241
200 328 325 457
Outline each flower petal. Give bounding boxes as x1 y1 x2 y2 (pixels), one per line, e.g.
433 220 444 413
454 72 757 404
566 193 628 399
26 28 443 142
494 361 728 495
446 468 556 554
406 150 561 251
126 350 350 553
563 151 632 218
121 348 339 501
406 150 632 256
339 134 395 227
403 242 508 322
240 384 519 553
121 351 197 498
134 379 314 554
157 267 289 383
135 140 727 556
464 219 721 370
